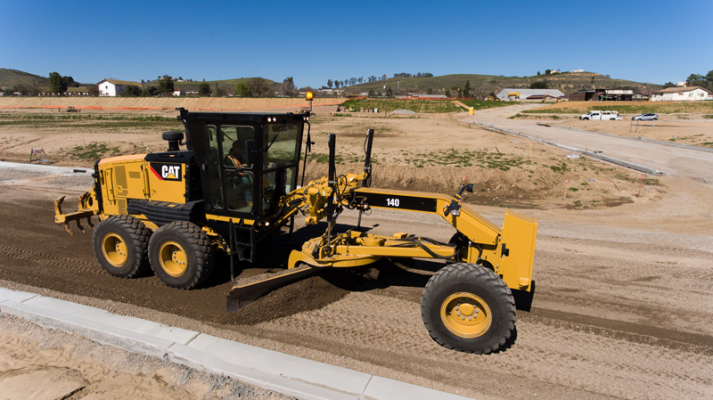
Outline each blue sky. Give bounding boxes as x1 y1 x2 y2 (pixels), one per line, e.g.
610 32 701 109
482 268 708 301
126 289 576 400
1 0 711 87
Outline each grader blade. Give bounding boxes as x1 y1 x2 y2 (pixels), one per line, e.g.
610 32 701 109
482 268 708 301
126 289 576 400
226 264 316 313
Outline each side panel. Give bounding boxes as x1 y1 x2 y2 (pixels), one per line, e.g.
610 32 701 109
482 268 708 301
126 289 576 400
147 162 187 204
98 158 147 215
498 210 537 292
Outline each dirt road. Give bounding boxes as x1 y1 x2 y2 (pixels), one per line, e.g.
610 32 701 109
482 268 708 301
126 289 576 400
1 166 712 399
467 105 713 190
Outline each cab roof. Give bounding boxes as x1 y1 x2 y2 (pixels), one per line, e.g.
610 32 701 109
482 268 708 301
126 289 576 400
176 107 308 124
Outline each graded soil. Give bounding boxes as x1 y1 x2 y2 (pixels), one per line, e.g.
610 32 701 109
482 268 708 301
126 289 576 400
1 104 712 399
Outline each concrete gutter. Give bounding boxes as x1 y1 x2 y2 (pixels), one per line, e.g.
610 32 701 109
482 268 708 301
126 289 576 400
0 161 93 175
550 125 713 154
0 287 473 400
471 122 664 176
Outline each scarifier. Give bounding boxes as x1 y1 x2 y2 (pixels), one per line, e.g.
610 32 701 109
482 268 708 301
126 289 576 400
54 101 537 354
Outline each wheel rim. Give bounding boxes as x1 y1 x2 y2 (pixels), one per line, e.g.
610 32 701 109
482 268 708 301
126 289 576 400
102 233 128 267
158 241 188 277
440 292 492 338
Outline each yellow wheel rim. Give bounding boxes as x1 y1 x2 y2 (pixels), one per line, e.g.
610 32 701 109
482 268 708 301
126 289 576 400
102 233 128 267
158 241 188 277
440 292 492 338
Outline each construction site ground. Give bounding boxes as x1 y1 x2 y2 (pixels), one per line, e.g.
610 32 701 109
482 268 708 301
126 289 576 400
1 104 712 399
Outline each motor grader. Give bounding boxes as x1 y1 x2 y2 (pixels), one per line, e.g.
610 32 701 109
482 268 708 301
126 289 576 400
54 106 537 354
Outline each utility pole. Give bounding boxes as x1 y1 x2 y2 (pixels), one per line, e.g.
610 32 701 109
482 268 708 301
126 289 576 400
383 75 388 116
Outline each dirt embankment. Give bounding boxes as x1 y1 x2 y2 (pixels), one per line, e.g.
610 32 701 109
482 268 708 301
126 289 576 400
0 314 288 400
0 96 345 111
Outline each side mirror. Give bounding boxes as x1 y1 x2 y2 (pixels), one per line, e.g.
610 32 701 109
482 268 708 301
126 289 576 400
245 140 258 165
465 183 474 193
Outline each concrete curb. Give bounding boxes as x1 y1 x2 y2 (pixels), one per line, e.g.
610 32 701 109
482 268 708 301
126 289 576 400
470 121 664 176
0 161 93 175
549 125 713 154
0 287 473 400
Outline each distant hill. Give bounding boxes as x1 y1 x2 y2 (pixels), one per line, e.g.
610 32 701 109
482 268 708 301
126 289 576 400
142 77 278 93
0 68 49 89
344 72 662 96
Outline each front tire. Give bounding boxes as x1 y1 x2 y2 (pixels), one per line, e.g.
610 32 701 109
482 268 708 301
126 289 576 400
421 263 516 354
93 215 151 278
148 221 214 289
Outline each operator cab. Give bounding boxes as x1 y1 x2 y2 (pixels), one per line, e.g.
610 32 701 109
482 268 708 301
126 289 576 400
177 108 308 235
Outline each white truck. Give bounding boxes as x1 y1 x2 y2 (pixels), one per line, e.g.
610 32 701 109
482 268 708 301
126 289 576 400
579 110 622 120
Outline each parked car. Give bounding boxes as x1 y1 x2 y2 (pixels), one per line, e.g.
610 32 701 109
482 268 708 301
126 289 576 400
579 111 622 120
632 113 658 121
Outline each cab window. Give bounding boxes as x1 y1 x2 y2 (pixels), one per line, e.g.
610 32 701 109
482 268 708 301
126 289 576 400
263 121 302 170
220 125 254 169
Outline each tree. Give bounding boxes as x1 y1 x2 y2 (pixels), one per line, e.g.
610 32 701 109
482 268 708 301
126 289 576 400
463 80 471 97
146 86 159 96
358 77 363 83
49 72 68 95
663 82 675 88
214 83 225 97
545 69 551 75
368 88 375 97
235 82 251 97
706 70 713 86
334 80 340 88
198 82 211 96
87 86 99 96
158 76 174 93
530 81 549 89
427 88 433 95
537 71 541 76
120 85 143 97
280 77 296 96
248 78 271 97
63 76 77 88
444 88 451 97
327 79 333 89
349 77 357 86
386 86 393 97
686 73 706 87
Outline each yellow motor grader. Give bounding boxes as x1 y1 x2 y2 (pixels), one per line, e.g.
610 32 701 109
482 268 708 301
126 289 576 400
54 107 537 354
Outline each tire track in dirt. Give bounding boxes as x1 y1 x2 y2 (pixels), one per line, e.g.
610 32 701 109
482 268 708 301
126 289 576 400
2 182 713 398
247 292 713 400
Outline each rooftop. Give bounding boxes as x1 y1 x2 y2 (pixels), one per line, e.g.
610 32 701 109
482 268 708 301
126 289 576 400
98 79 142 87
653 86 710 94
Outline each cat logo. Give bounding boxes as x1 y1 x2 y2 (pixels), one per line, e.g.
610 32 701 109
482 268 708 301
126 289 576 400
150 163 182 182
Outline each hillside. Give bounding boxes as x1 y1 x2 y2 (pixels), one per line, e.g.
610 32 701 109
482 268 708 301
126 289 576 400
0 68 49 89
143 77 278 93
343 72 662 96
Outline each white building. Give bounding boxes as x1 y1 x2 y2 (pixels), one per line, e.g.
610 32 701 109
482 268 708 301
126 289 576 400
173 88 184 96
497 88 565 101
97 79 142 97
571 69 584 73
650 86 710 102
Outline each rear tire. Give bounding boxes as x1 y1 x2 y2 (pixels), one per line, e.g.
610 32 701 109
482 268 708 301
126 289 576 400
421 263 515 354
93 215 151 278
148 221 214 289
